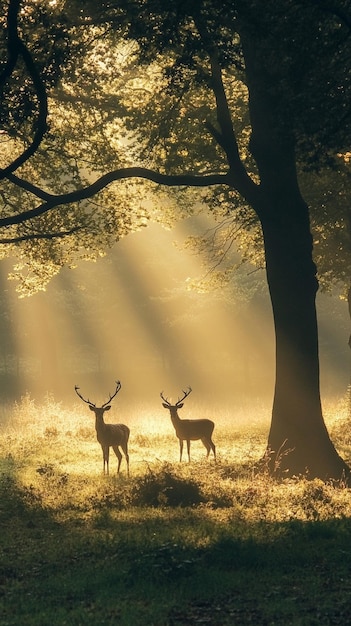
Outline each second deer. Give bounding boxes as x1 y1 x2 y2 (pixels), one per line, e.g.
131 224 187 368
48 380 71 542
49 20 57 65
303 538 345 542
75 380 130 476
160 387 216 462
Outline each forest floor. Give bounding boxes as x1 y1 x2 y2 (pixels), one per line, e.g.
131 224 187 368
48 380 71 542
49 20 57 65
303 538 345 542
1 394 351 625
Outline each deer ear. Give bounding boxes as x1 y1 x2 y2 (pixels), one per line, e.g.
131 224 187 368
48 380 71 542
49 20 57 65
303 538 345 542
104 405 111 411
162 403 169 409
89 405 95 412
177 403 184 408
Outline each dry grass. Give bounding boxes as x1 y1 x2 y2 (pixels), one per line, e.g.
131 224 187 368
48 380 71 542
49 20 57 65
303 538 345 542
1 392 351 519
1 393 351 625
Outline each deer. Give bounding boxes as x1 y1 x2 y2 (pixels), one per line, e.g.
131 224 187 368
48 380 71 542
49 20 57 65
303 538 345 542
75 380 130 476
160 387 216 462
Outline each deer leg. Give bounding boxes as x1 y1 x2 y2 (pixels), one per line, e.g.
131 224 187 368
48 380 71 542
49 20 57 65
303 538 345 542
186 440 191 462
201 438 211 458
179 439 183 462
211 440 216 461
112 446 122 473
102 446 110 475
121 443 130 477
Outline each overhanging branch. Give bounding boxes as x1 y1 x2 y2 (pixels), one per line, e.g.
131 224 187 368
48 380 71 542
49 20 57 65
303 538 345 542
2 168 229 228
0 0 21 87
6 173 53 200
0 225 82 244
0 0 48 178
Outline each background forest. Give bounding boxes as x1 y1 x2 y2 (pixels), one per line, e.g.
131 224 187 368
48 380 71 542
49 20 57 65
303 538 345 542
0 216 348 407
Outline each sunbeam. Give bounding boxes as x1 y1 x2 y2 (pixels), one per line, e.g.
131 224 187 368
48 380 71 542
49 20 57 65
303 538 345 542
0 217 348 416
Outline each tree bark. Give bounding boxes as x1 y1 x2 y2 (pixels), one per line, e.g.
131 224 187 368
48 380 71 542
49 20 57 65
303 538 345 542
348 286 351 419
261 205 349 480
239 24 351 482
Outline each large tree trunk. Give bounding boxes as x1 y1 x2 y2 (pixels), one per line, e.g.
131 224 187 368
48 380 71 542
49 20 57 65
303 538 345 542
261 204 349 480
239 24 351 482
348 286 351 419
253 143 350 482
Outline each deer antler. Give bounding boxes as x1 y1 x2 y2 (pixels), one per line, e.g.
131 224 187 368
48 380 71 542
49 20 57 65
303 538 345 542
160 391 171 406
75 385 95 407
101 380 121 407
160 387 192 407
176 387 192 406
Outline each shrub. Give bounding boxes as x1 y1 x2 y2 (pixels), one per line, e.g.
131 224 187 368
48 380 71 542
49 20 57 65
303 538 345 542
130 463 204 507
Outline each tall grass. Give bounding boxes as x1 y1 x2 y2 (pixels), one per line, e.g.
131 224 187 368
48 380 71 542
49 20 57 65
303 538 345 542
1 394 351 625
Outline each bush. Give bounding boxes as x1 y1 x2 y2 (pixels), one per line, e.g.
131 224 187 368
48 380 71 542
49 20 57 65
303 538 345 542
130 463 205 507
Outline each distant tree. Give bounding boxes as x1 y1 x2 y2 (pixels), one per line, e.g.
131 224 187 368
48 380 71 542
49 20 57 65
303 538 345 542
2 0 351 480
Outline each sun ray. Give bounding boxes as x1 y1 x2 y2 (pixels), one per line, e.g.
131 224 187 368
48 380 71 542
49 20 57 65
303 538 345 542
0 217 347 417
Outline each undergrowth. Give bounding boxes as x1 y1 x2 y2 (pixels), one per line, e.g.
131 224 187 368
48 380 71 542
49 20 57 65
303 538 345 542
1 394 351 625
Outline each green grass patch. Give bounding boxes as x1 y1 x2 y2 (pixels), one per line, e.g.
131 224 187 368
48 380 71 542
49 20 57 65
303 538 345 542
0 395 351 624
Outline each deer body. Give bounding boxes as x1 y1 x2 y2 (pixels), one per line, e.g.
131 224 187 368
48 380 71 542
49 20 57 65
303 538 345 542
75 381 130 476
161 388 216 462
90 406 130 476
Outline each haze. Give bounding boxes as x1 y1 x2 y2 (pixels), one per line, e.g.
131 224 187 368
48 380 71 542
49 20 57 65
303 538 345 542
0 216 348 416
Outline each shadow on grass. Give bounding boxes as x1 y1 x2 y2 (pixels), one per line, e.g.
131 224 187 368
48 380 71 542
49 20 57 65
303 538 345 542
1 464 351 625
0 458 57 529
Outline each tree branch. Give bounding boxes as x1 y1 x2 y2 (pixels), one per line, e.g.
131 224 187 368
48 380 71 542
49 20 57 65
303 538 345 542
0 0 21 87
2 168 229 227
6 173 53 200
192 14 259 205
0 1 49 178
208 54 241 165
0 225 82 244
207 52 259 203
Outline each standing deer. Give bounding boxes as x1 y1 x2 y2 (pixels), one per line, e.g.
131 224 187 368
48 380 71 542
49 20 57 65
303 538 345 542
75 380 130 476
160 387 216 462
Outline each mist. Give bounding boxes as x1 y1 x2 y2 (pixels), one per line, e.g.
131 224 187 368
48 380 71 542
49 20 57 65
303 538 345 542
0 217 349 414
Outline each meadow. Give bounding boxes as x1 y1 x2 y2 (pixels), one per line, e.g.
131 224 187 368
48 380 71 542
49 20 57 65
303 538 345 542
1 393 351 625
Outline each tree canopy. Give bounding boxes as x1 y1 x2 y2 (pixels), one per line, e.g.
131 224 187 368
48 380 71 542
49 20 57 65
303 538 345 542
0 0 350 295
